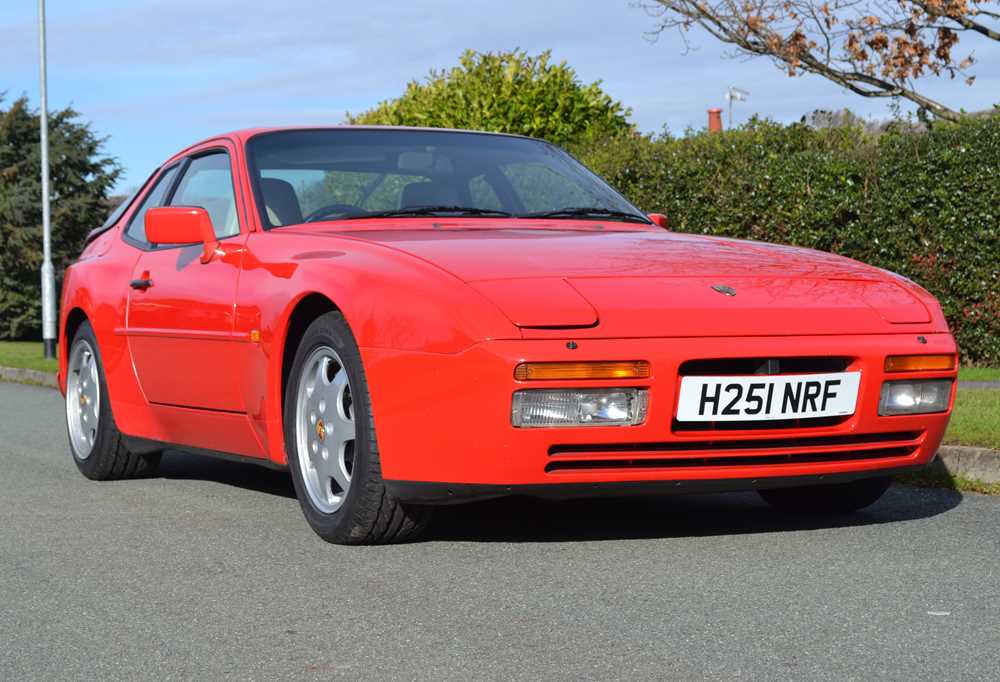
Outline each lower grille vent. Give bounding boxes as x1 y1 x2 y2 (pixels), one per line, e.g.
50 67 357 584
545 431 922 474
545 446 915 473
550 431 920 456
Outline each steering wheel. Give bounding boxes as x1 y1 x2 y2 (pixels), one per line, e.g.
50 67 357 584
304 203 366 222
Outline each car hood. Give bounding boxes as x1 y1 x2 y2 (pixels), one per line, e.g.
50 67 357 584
329 225 877 280
295 224 939 336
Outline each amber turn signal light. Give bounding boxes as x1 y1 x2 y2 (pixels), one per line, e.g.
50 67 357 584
514 361 651 381
884 354 956 373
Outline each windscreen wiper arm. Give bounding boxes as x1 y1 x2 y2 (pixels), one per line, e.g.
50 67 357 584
518 207 650 223
343 205 514 220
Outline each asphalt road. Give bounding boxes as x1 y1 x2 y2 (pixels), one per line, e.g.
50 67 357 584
2 381 998 680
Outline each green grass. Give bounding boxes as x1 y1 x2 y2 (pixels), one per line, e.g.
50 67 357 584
943 389 1000 450
0 341 58 373
959 367 1000 382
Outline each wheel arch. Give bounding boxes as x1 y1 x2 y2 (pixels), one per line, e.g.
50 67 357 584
60 307 91 391
64 307 90 347
278 292 341 422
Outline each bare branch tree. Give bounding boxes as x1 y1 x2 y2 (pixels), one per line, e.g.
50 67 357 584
641 0 1000 120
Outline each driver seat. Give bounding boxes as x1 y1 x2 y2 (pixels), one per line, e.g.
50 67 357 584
261 177 303 226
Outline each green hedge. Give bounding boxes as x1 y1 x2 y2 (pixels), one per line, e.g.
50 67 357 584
578 117 1000 365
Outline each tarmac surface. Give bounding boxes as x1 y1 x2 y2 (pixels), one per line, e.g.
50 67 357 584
2 380 998 680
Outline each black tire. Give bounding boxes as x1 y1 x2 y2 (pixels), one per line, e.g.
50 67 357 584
66 321 161 480
283 311 430 544
758 476 892 515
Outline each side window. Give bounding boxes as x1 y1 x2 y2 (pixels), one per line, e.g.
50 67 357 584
170 152 240 239
124 165 180 245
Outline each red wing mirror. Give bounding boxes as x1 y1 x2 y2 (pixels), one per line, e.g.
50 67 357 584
648 213 669 229
145 207 219 263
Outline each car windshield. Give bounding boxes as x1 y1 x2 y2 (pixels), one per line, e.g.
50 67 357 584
246 128 648 228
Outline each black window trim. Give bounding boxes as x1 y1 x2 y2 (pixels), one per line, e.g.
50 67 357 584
246 132 284 230
121 161 186 251
121 147 244 252
83 167 160 248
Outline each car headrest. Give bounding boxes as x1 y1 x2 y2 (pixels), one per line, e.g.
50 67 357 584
399 181 459 209
260 177 303 226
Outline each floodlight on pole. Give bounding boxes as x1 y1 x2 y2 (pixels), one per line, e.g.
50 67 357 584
724 86 750 128
38 0 57 359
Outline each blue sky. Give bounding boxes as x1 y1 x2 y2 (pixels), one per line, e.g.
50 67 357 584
4 0 998 192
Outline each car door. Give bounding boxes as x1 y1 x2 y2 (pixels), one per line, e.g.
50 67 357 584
125 144 248 412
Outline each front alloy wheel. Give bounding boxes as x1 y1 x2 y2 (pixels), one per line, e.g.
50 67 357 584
284 311 429 544
295 346 356 514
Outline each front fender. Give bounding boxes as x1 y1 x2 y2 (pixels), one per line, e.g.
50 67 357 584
236 232 520 463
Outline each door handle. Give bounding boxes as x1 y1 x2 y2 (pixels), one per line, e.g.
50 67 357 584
129 277 154 290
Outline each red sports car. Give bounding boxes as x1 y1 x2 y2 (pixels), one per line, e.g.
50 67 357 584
59 127 957 544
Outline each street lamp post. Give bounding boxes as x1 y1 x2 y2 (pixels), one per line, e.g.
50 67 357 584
38 0 57 359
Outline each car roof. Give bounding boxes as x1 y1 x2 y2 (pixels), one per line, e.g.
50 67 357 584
191 125 541 149
165 125 547 166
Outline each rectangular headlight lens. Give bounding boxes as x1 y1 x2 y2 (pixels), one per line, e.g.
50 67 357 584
878 379 953 416
511 389 649 428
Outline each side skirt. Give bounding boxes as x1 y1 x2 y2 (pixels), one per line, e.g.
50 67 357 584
121 434 289 471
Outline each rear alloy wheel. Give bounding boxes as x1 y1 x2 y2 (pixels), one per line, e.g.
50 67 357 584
284 311 430 544
758 476 892 515
66 321 161 480
66 337 101 460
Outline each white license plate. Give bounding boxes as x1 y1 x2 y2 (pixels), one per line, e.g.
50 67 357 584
676 371 861 422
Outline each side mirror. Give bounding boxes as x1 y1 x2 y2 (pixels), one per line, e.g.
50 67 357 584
648 213 669 229
145 207 219 263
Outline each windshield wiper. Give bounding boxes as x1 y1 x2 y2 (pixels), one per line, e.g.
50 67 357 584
342 205 513 220
518 207 650 223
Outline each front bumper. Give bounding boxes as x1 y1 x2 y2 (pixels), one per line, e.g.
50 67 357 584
362 332 955 497
385 464 930 504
